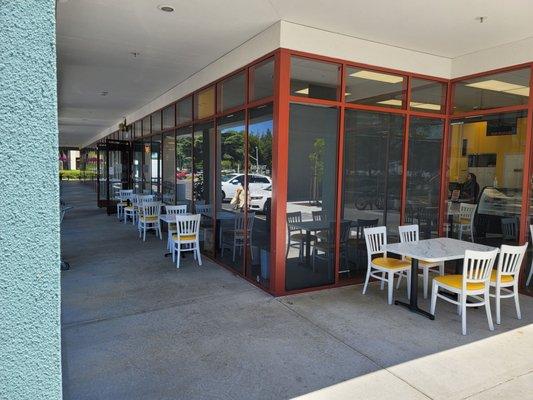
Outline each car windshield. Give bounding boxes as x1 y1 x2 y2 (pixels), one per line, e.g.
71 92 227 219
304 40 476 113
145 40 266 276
221 174 238 182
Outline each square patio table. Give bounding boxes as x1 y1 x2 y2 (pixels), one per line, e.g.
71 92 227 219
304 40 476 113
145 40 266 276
385 238 496 320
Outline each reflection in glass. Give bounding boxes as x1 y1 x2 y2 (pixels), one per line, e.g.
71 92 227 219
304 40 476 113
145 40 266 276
290 57 339 101
176 126 193 210
410 79 446 114
151 111 161 133
142 140 151 194
193 122 215 253
286 104 338 291
452 68 530 113
447 111 526 246
132 141 142 193
194 87 215 120
142 116 150 137
217 72 245 112
247 104 273 288
250 58 274 101
346 68 405 108
134 121 141 139
162 131 176 204
216 112 246 274
406 118 444 239
177 96 193 124
341 110 404 280
151 136 161 195
163 105 175 130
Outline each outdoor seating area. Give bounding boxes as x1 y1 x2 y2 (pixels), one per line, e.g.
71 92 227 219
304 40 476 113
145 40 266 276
59 182 533 399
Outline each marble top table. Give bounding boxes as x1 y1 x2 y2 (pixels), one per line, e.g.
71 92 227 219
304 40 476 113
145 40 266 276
386 238 496 320
159 213 191 224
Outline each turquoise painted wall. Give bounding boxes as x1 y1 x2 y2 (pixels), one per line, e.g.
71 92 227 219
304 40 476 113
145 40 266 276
0 1 62 399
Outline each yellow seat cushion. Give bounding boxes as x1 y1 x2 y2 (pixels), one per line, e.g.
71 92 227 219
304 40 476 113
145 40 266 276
372 257 410 270
168 223 177 230
490 271 514 284
140 215 158 222
124 206 134 211
434 274 485 290
459 218 471 224
172 234 196 241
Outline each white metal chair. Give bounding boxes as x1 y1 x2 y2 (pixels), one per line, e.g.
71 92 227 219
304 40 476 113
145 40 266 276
527 225 533 287
430 248 498 335
396 225 445 299
116 189 133 220
165 205 188 250
123 194 139 225
221 212 255 262
138 201 162 241
490 243 527 324
172 214 202 269
457 203 476 242
195 203 211 214
362 226 411 305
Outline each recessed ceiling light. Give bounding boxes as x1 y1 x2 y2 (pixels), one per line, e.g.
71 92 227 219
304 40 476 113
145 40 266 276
295 88 309 95
158 5 174 12
350 70 404 84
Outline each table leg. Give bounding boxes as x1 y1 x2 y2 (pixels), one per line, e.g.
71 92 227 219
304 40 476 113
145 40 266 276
395 258 435 320
448 214 454 238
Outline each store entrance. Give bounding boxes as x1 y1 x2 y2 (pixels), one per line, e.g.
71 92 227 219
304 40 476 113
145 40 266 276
97 139 131 214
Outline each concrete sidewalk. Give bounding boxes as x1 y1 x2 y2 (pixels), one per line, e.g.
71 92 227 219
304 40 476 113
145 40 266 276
61 182 533 400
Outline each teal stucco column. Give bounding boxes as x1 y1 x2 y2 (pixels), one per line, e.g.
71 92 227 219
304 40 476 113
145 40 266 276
0 1 62 399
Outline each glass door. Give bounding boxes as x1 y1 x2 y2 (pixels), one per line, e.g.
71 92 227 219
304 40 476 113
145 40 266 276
97 139 131 214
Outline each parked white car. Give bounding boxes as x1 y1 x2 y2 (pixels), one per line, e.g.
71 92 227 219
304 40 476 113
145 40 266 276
249 185 271 214
221 173 271 201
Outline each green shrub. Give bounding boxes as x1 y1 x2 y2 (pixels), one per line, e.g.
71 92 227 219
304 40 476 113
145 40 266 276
59 170 81 180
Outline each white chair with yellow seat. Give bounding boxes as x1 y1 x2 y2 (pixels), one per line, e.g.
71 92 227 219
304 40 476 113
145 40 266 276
138 201 162 241
362 226 412 305
457 203 476 242
123 194 139 225
490 243 527 325
165 205 188 251
430 248 498 335
116 189 133 220
136 194 155 228
172 214 202 269
396 225 445 299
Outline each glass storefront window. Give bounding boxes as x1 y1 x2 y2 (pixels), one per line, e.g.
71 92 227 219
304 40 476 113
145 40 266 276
162 131 176 204
142 116 150 137
346 67 406 109
452 68 530 114
286 104 339 291
134 121 141 139
193 121 215 253
217 72 245 112
142 140 151 194
176 126 193 209
151 111 161 133
410 79 447 114
132 141 142 193
162 105 175 130
290 57 340 101
406 117 444 239
194 86 215 120
250 58 274 101
177 96 193 125
247 104 273 288
341 110 404 280
216 111 246 274
151 136 162 195
446 111 526 246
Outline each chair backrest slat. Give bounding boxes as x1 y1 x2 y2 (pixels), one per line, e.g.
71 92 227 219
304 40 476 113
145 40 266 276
364 226 387 259
166 205 187 215
497 243 527 277
142 201 161 217
459 203 476 221
287 212 302 233
399 224 419 243
463 249 498 286
195 204 212 214
175 214 201 239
